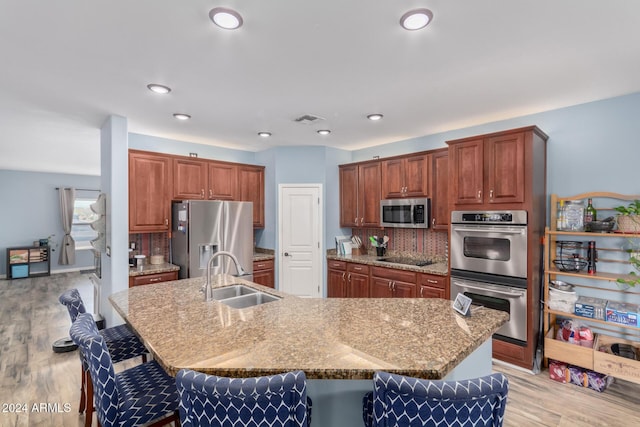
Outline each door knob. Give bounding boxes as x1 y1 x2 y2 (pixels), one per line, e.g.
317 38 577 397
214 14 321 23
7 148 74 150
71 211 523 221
284 252 291 257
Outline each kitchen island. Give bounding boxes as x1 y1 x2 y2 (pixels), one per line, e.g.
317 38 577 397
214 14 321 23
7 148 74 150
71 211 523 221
110 275 507 426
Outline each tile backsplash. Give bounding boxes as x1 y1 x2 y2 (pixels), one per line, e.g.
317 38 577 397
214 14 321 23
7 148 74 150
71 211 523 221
129 232 169 260
351 228 448 259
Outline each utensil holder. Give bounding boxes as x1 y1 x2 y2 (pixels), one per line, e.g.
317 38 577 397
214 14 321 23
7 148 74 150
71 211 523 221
376 247 386 257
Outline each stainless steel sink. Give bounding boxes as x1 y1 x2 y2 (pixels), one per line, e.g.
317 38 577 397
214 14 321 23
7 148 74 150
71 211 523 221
210 284 257 300
221 292 281 309
209 284 281 309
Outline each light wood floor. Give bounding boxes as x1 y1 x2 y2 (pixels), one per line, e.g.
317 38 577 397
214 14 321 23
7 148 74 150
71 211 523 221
1 272 639 426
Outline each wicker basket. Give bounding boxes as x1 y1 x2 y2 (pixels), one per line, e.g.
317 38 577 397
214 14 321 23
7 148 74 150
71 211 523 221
616 215 640 233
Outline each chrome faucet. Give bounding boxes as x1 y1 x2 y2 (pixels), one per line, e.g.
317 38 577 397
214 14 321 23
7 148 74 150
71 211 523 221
204 251 248 301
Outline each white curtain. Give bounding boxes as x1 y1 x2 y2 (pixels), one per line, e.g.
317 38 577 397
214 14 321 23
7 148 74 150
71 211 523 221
58 187 76 265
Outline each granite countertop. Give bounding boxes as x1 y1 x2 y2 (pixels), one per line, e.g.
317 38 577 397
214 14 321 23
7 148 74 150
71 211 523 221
253 252 275 262
110 276 507 380
327 253 449 276
128 262 180 277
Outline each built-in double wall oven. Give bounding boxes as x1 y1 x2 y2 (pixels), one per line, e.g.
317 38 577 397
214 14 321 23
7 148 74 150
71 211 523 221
450 210 528 345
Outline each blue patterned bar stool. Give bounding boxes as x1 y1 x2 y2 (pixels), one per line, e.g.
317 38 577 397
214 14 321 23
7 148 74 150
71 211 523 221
175 368 313 427
362 371 509 427
69 312 179 427
59 288 148 427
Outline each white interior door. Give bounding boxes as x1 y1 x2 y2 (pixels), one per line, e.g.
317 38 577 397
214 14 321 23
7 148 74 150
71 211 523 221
278 184 322 297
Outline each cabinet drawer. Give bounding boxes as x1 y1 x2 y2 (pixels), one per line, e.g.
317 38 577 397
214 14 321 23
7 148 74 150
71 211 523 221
327 260 347 270
419 273 446 289
419 285 445 299
130 271 178 287
371 266 416 283
347 263 369 274
253 259 274 272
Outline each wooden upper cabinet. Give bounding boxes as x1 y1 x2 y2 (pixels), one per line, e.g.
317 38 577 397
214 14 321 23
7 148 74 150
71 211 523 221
173 158 207 200
208 162 237 200
485 132 525 204
381 154 429 199
449 138 484 206
238 165 265 228
339 161 381 228
172 158 239 201
357 161 382 227
129 151 171 232
339 164 359 228
431 148 449 231
448 126 547 210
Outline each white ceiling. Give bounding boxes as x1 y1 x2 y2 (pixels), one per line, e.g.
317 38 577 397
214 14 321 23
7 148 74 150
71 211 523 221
1 1 639 175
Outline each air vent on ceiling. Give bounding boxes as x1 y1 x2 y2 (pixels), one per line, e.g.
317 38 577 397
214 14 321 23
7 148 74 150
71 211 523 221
293 114 325 124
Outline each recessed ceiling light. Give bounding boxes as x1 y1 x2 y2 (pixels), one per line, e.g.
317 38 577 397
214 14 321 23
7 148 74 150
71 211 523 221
400 8 433 31
147 84 171 94
173 113 191 120
258 132 272 138
317 130 331 135
209 7 243 30
367 113 384 121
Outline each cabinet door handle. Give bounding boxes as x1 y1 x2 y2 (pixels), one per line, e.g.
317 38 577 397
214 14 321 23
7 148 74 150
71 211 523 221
354 266 362 271
165 219 168 225
477 190 482 199
201 189 205 198
388 281 392 291
392 281 396 291
256 263 265 268
432 218 436 226
149 277 161 282
342 272 346 281
348 273 352 282
420 287 424 297
489 189 494 199
426 279 438 284
354 217 358 225
360 218 364 225
209 189 213 198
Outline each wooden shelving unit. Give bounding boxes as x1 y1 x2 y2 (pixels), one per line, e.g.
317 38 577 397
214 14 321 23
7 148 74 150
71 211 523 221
543 192 640 384
6 246 51 279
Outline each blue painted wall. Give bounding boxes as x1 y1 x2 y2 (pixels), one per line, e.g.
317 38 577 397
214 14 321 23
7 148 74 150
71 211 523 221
129 133 255 164
0 170 101 276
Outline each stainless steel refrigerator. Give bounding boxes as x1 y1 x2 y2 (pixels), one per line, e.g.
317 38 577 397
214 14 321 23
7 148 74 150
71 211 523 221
171 200 253 280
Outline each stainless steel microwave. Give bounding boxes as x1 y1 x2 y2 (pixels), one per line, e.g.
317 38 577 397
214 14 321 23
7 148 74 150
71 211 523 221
380 198 431 228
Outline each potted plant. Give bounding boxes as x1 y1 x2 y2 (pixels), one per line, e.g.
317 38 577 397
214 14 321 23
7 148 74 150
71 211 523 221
613 200 640 233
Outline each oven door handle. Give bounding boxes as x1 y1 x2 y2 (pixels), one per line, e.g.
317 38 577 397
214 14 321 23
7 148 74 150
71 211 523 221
453 281 525 298
451 227 525 235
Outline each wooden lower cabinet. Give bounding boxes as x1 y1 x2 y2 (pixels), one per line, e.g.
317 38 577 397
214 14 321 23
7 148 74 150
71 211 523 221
370 267 417 298
327 259 449 300
418 273 448 299
253 259 274 288
346 263 369 297
327 260 347 297
129 271 178 287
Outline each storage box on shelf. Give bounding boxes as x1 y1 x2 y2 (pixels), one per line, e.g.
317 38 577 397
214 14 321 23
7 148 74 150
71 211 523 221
543 192 640 385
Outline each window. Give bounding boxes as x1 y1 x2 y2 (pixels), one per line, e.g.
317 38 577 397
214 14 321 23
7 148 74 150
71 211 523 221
71 197 100 250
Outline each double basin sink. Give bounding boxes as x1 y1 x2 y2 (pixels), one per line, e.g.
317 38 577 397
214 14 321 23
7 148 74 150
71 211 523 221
211 284 281 309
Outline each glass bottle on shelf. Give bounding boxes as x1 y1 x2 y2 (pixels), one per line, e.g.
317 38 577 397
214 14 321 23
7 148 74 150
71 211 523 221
557 200 566 230
585 198 597 231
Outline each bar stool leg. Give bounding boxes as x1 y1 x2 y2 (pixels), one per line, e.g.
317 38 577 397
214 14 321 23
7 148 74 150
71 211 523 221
79 366 86 413
85 373 94 427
